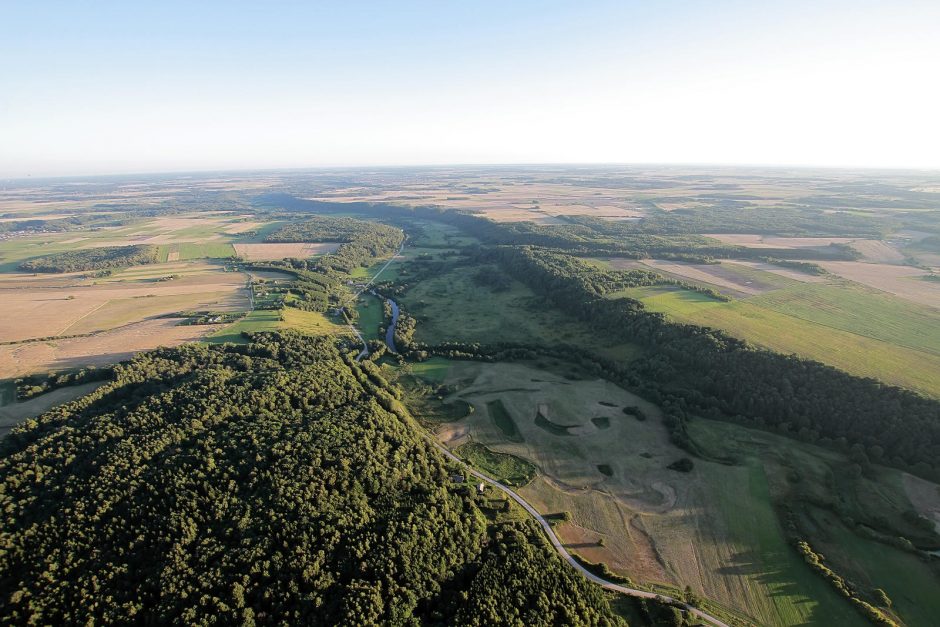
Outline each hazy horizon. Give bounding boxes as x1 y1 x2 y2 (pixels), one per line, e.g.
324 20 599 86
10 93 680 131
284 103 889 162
3 0 939 177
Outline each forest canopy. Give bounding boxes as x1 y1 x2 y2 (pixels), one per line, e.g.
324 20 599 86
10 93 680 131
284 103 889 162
0 333 619 626
18 244 160 272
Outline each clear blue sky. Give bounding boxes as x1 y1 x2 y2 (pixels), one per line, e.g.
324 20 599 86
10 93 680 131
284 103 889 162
2 0 938 176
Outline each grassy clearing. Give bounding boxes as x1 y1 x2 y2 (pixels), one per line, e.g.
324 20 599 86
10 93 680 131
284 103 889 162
688 418 940 627
707 459 860 625
176 242 237 260
207 310 281 344
355 294 385 341
748 282 940 354
399 264 642 361
455 442 536 487
409 357 452 383
804 506 940 627
279 308 345 336
618 285 940 396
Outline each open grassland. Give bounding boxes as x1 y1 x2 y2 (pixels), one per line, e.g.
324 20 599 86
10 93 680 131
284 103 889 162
406 357 453 383
617 284 940 396
278 308 345 336
161 242 236 261
819 261 940 309
435 360 863 626
399 265 641 362
207 308 346 345
206 310 281 344
355 294 386 342
688 418 940 627
747 282 940 354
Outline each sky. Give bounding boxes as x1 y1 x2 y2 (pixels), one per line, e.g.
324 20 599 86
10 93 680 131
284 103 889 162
1 0 939 177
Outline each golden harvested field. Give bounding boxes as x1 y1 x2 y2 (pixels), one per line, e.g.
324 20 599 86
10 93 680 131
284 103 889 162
819 261 940 309
1 263 248 342
0 319 214 380
233 242 340 260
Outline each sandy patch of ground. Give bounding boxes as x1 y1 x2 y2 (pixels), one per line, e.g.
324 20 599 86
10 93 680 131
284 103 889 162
166 250 180 262
819 261 940 309
233 242 340 260
0 382 105 438
0 319 214 380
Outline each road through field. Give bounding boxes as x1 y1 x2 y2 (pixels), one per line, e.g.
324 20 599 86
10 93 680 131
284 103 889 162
427 437 732 627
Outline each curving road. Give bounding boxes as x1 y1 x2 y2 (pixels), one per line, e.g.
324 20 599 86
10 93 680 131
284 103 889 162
428 437 732 627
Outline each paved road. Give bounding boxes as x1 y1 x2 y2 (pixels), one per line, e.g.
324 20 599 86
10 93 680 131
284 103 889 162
429 438 732 627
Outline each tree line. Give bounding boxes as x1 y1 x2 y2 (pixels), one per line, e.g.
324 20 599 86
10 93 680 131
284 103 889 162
19 244 161 272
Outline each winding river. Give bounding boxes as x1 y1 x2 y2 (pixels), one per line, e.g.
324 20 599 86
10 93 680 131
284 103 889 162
385 298 399 353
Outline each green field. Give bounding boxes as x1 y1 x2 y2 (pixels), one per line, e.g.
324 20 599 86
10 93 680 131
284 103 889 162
408 357 452 383
688 418 940 627
279 308 345 336
429 360 891 626
399 264 641 362
748 282 940 354
455 442 536 487
355 294 385 341
164 242 237 260
617 284 940 396
206 309 281 344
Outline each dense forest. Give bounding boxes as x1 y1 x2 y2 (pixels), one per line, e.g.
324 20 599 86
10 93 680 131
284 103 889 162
0 334 624 626
19 244 160 272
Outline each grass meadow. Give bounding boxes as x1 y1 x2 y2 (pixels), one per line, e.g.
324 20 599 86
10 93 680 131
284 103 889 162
422 359 932 626
616 282 940 396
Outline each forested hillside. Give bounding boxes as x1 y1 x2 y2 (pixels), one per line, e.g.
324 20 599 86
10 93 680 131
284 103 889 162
0 334 620 626
18 244 160 272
